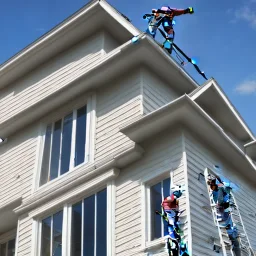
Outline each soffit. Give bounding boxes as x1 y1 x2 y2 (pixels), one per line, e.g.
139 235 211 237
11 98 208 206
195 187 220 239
190 80 255 143
120 95 256 186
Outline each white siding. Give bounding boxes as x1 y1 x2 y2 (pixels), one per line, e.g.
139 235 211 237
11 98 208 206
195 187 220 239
0 31 119 125
16 215 33 256
141 68 179 115
95 70 142 162
115 130 188 255
0 125 38 208
184 130 256 255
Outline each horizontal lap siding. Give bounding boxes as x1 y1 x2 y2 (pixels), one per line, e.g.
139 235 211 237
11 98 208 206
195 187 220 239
184 131 256 255
0 32 105 124
0 125 38 208
115 132 185 255
142 69 179 115
95 71 142 161
17 215 33 256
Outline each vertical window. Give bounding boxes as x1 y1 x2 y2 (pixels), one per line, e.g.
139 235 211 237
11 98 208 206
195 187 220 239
39 104 90 186
150 177 170 241
71 189 107 256
41 211 63 256
0 238 16 256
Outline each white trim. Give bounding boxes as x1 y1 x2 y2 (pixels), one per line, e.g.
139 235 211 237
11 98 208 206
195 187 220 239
141 170 172 248
31 220 37 256
107 180 115 256
70 109 77 171
35 97 93 190
99 1 140 36
81 199 84 256
190 80 255 141
90 93 96 163
182 132 192 255
32 123 47 192
62 204 69 256
14 219 20 256
0 229 16 244
0 1 99 76
85 96 92 164
28 168 119 219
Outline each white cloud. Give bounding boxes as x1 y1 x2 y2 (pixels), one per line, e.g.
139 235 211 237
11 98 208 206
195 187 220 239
230 3 256 29
235 80 256 94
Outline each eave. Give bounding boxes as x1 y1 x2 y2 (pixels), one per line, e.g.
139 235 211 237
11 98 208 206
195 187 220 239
190 78 255 143
120 95 256 186
0 197 21 235
0 35 198 138
0 0 140 90
244 140 256 161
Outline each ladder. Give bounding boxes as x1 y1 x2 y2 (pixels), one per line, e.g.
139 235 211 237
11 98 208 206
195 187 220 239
229 193 254 256
204 168 254 256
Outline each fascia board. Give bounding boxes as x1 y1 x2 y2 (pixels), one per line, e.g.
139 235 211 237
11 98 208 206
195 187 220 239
120 95 256 184
145 35 199 90
0 0 99 78
211 79 255 141
191 79 255 142
99 0 141 36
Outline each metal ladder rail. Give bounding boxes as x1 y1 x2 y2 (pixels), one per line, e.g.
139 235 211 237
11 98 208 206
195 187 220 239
229 193 254 256
204 168 229 256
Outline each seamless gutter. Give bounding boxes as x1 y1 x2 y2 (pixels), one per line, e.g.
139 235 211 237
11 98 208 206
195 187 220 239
120 95 256 178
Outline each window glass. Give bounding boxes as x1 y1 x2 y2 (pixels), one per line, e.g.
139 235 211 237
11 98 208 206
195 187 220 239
150 182 162 240
50 120 62 181
71 189 107 256
71 202 82 256
41 216 51 256
7 239 15 256
60 113 73 175
39 104 89 186
96 189 107 256
52 211 63 256
150 177 171 240
1 243 6 256
83 195 95 256
75 106 87 167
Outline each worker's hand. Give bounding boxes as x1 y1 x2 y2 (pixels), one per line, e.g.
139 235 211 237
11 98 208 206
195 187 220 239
185 7 194 14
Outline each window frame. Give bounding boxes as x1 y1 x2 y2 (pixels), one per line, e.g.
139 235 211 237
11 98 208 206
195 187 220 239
35 94 95 190
141 170 173 249
33 181 114 256
0 231 17 256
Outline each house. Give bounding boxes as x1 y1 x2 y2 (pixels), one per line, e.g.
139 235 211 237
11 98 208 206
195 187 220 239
0 0 256 255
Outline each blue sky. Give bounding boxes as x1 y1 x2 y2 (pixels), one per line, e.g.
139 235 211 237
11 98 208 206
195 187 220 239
1 0 255 135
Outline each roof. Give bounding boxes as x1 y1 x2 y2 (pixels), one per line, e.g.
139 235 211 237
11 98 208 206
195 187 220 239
190 78 255 143
0 0 140 89
120 95 256 186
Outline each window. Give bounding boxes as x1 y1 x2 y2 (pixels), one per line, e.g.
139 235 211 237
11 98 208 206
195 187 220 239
71 188 107 256
39 104 90 186
148 177 171 241
38 188 107 256
0 238 16 256
41 211 63 256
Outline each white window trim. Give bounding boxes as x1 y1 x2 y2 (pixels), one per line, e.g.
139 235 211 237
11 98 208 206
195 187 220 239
0 229 17 256
32 181 115 256
141 169 173 251
33 93 96 191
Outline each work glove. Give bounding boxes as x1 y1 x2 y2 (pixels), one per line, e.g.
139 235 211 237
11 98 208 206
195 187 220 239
185 7 194 14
